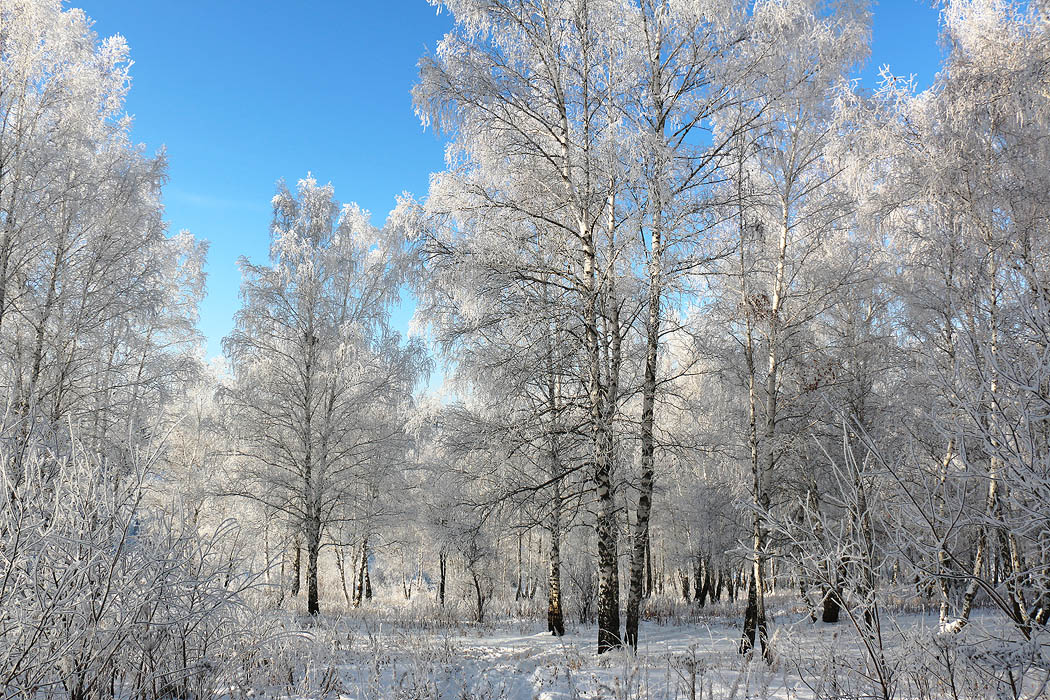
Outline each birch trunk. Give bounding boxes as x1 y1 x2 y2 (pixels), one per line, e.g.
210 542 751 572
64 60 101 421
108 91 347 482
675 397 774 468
305 516 321 615
546 320 566 636
584 201 620 652
626 222 662 649
741 193 788 663
291 538 302 597
336 546 351 606
548 491 565 636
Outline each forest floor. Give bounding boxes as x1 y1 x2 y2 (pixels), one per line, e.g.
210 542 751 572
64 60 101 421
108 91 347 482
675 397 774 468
241 594 1045 699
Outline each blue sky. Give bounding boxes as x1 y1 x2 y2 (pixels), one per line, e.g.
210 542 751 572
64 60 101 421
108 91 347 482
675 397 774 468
79 0 944 362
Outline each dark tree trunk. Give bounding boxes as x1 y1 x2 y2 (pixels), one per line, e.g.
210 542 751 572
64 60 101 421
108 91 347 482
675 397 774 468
438 550 448 606
516 533 524 600
336 547 351 605
548 539 565 636
822 586 842 623
548 485 565 636
472 573 487 623
364 549 372 600
595 463 621 653
696 560 709 607
353 538 368 607
740 576 757 655
306 519 321 615
594 396 621 653
739 571 771 662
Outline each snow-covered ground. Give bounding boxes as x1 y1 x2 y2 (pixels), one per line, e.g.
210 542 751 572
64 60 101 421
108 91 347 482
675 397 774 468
246 616 788 699
234 602 1049 699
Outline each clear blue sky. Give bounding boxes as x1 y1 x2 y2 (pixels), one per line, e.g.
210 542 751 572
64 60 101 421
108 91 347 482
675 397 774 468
78 0 943 361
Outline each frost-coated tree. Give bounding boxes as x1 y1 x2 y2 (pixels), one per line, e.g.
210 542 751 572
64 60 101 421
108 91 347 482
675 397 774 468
870 0 1050 638
417 173 595 636
223 176 426 615
416 0 882 656
0 0 206 461
697 0 870 660
618 0 760 650
10 0 1050 695
0 3 256 696
416 0 639 652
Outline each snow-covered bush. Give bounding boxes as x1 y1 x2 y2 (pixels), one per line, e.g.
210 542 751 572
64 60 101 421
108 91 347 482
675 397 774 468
0 440 262 699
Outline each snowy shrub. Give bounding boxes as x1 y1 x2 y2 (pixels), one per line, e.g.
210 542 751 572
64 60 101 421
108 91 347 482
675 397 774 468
0 441 263 699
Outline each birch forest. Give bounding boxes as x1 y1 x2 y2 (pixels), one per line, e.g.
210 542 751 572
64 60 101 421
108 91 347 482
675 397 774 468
3 0 1050 698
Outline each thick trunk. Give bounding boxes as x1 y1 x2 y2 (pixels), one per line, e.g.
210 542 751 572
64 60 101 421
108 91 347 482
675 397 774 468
548 527 565 636
694 559 706 606
585 213 621 654
741 521 771 661
624 523 649 647
740 576 758 653
472 573 487 623
353 538 368 608
822 585 842 623
306 518 321 615
595 455 621 653
644 536 653 598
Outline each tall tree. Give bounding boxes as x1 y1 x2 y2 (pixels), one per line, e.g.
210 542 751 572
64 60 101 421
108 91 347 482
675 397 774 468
0 0 206 463
875 0 1050 636
416 0 636 652
708 0 869 661
224 176 425 615
620 0 753 649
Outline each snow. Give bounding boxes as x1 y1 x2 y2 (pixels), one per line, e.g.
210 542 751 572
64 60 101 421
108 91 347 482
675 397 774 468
225 601 1050 700
254 617 778 699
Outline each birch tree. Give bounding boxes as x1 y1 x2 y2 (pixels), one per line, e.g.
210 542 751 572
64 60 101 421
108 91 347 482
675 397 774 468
618 0 759 649
874 0 1050 637
705 0 868 660
416 0 636 652
0 0 206 464
224 176 426 615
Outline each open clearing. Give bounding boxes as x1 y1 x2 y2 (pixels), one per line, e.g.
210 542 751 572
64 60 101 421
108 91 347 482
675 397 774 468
235 600 1046 700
